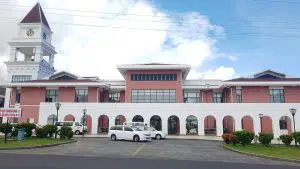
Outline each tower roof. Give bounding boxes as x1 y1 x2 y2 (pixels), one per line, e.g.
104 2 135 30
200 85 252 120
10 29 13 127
20 2 51 30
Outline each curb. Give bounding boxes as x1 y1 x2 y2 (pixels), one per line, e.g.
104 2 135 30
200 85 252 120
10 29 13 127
0 139 77 150
221 144 300 164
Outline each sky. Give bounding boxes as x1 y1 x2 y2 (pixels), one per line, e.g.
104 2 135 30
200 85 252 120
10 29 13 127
0 0 299 81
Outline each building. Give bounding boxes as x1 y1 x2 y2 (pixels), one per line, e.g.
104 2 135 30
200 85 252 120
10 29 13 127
2 3 300 138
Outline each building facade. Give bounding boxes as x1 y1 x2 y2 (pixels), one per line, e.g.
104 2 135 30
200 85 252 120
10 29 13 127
2 3 300 138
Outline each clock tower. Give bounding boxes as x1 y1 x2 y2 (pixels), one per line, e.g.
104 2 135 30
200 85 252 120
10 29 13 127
4 2 57 107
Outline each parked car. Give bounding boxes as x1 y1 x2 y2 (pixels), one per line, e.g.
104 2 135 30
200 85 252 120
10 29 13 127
55 121 85 135
144 126 166 140
123 122 145 130
108 125 151 142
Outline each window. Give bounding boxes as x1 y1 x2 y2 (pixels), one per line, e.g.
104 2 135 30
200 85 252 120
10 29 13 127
270 89 285 103
183 91 200 103
236 89 242 103
12 75 32 82
279 116 288 130
75 89 88 102
131 74 177 81
115 126 123 131
109 91 120 103
16 89 21 103
132 89 176 103
124 127 133 131
45 89 59 102
213 92 222 103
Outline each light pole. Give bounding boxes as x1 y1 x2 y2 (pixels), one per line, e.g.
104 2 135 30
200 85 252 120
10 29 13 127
108 84 111 102
290 108 297 146
55 102 61 139
259 113 263 133
82 109 87 137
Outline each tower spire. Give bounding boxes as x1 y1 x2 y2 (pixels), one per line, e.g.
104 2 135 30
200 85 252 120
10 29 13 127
20 2 51 30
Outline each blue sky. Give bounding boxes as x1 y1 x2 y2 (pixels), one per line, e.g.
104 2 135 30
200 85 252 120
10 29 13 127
153 0 300 77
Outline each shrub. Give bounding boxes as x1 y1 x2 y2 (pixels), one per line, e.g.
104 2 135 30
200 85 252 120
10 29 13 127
36 128 48 138
234 130 255 146
60 126 74 139
43 125 57 138
296 137 300 145
14 123 36 137
0 123 12 134
292 132 300 143
223 128 229 134
222 134 230 144
279 134 293 146
230 134 238 145
258 133 274 146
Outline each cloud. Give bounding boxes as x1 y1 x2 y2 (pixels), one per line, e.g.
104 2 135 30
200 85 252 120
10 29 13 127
228 55 238 61
199 66 238 80
0 0 237 80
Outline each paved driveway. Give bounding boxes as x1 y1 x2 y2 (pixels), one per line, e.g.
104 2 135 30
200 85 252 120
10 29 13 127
1 138 299 166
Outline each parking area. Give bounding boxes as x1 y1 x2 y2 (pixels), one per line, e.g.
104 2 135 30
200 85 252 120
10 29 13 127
1 138 299 166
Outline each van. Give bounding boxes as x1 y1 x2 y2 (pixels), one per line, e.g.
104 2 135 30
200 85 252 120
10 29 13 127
55 121 85 135
108 125 151 142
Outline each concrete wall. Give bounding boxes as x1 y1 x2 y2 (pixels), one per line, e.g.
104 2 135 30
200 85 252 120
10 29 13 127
125 70 183 103
242 87 270 103
38 103 300 138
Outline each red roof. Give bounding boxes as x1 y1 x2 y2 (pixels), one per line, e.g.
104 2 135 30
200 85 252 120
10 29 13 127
30 79 98 83
20 3 51 30
227 78 300 82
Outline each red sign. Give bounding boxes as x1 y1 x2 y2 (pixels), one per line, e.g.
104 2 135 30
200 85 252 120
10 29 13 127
0 108 22 117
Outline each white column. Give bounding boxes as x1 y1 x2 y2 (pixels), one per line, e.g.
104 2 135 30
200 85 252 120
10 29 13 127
198 116 204 136
9 47 17 61
162 117 168 135
4 88 11 108
273 117 280 138
235 116 242 131
91 115 98 135
253 116 261 136
34 46 43 62
216 117 223 136
49 55 54 67
180 116 186 135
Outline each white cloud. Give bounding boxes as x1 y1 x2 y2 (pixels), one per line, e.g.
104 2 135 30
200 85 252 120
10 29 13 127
228 55 238 61
199 66 238 80
0 0 237 80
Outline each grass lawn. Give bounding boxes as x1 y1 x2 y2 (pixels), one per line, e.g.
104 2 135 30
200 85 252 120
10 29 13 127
225 144 300 161
0 137 72 149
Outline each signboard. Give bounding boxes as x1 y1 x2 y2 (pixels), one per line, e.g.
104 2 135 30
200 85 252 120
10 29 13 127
17 128 25 141
0 108 22 117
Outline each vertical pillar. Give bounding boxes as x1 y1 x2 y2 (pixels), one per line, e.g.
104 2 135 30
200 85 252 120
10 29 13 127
9 47 17 61
180 116 185 135
34 46 43 62
235 116 242 132
162 117 168 135
91 115 98 135
272 117 280 139
253 116 261 136
4 88 11 108
198 115 204 136
216 117 224 136
49 55 54 67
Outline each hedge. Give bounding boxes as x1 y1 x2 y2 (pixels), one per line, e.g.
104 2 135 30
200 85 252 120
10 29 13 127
233 130 255 146
258 132 274 146
279 134 293 146
60 126 74 139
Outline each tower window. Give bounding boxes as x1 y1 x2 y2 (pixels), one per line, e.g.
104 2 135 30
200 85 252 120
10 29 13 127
12 75 32 82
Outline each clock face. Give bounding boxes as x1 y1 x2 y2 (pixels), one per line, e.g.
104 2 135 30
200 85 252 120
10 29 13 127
43 32 47 40
26 29 34 36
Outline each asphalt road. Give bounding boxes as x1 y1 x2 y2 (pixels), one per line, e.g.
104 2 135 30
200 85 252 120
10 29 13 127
0 138 299 169
0 153 299 169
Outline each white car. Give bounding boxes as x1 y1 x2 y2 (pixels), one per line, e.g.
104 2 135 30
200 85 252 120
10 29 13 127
108 125 151 142
144 126 166 140
55 121 85 135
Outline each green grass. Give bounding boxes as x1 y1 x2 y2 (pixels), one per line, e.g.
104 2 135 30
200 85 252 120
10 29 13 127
0 137 72 149
225 144 300 160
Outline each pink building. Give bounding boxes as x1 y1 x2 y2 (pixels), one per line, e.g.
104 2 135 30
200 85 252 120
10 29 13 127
2 3 300 137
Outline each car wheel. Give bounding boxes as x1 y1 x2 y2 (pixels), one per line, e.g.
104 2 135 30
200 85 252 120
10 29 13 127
111 134 117 141
133 135 140 142
155 134 162 140
75 130 80 135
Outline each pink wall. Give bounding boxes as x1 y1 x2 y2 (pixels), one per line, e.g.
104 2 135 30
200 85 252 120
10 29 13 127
88 87 98 102
201 90 213 103
64 114 75 121
242 87 269 103
10 87 16 106
261 116 273 133
230 87 237 103
125 70 183 103
59 87 75 102
285 87 300 103
242 116 254 132
204 116 216 128
223 116 235 133
20 87 46 123
120 91 125 102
